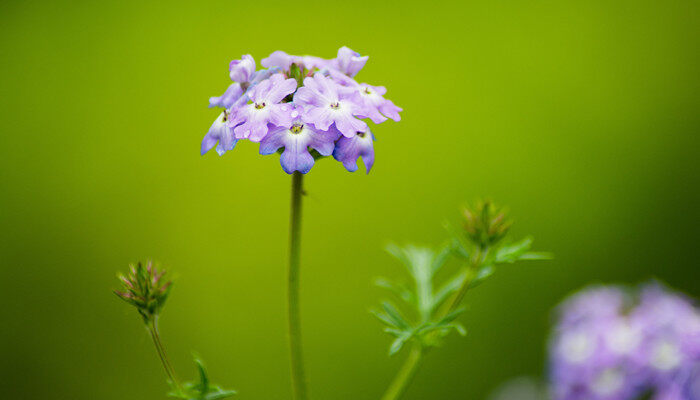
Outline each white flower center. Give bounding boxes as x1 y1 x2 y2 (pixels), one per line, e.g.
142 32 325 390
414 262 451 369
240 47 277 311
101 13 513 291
559 331 594 364
650 339 682 371
591 368 624 396
606 322 641 355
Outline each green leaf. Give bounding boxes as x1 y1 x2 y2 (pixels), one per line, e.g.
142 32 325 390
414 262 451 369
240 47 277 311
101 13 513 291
204 389 237 400
380 301 410 330
431 243 454 274
388 332 413 355
519 251 554 260
372 309 402 329
467 265 494 289
494 236 533 263
194 357 209 393
431 271 467 313
374 277 414 305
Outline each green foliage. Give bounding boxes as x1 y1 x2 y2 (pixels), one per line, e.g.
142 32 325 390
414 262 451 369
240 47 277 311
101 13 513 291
373 202 551 356
372 244 469 355
169 356 237 400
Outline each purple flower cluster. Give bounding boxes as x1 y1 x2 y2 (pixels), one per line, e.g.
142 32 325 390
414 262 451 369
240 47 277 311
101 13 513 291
549 284 700 400
201 47 401 174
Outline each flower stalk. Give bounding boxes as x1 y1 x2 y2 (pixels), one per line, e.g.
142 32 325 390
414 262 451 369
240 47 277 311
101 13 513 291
147 317 181 391
288 171 308 400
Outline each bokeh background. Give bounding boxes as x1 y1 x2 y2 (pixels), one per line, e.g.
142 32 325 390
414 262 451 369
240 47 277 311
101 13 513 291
1 0 698 399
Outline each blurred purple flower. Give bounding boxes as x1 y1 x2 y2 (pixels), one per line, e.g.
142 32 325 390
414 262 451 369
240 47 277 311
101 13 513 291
549 283 700 400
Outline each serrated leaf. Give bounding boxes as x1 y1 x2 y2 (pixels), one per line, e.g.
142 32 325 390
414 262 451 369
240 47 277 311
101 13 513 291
204 389 237 400
388 332 412 355
467 265 494 289
194 357 209 393
380 301 410 330
374 277 414 305
372 309 402 329
519 251 553 260
432 270 468 313
494 236 533 263
431 243 453 274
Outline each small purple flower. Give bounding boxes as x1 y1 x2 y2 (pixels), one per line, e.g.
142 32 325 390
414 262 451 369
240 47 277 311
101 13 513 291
294 74 367 138
333 129 375 173
229 54 255 82
230 74 297 142
201 111 237 156
260 112 340 174
330 46 368 77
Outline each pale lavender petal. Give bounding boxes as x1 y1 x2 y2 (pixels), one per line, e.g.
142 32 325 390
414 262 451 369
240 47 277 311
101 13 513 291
229 54 256 82
261 50 293 70
208 83 243 108
303 106 334 131
307 124 340 156
333 130 375 173
379 99 402 121
259 125 288 155
334 46 369 77
334 112 368 138
201 112 237 156
265 75 297 103
280 148 314 174
293 87 324 107
268 104 293 128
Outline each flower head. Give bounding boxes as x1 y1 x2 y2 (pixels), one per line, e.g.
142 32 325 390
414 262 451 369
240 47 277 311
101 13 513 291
115 261 172 323
549 283 700 400
201 47 401 174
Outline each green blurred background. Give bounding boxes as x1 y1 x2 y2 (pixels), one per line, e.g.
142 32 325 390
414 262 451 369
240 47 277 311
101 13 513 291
1 0 698 398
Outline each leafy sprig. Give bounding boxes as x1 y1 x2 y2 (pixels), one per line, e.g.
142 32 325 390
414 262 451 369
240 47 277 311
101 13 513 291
373 200 552 356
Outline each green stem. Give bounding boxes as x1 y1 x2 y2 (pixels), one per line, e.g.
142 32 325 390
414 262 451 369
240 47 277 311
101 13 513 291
288 171 308 400
380 345 423 400
147 318 180 390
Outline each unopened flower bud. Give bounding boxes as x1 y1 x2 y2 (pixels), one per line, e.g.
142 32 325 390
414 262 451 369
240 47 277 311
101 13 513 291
115 261 172 323
461 200 512 248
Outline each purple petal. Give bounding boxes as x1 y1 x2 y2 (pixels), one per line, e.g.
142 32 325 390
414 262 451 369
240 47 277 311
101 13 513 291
209 83 243 108
333 46 369 77
379 99 402 121
259 125 288 155
261 51 294 70
333 130 375 173
201 112 237 156
265 75 297 103
229 54 256 82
